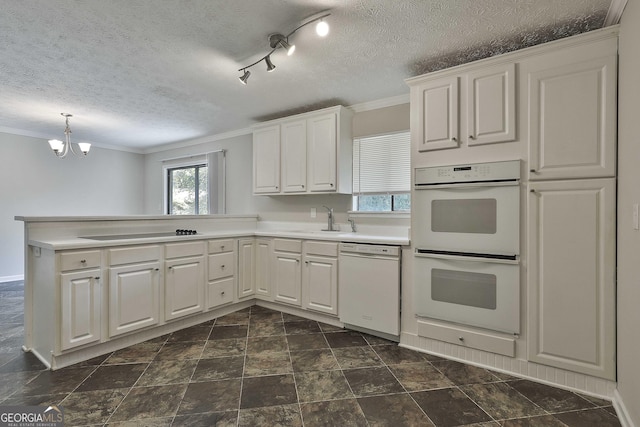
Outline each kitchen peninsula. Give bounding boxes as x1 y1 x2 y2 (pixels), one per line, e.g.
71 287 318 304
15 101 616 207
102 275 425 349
17 215 409 369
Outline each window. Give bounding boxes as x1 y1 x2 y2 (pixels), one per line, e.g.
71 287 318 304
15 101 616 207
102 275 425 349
352 131 411 212
167 163 208 215
163 151 226 215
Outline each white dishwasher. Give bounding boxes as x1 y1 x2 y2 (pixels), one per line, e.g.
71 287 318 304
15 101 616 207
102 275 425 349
338 242 401 341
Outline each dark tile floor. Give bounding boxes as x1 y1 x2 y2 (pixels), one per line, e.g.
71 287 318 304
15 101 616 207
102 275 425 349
0 281 622 426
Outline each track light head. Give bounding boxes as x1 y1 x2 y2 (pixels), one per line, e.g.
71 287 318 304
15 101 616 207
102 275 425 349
265 55 276 72
316 19 329 37
269 33 295 56
239 69 251 85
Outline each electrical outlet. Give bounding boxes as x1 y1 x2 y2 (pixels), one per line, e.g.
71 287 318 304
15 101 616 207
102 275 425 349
311 207 317 218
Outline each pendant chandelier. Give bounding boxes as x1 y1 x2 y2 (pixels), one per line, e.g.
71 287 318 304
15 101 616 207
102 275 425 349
48 113 91 158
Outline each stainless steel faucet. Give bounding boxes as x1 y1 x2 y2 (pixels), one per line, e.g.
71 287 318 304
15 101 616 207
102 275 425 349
348 218 357 232
322 206 336 231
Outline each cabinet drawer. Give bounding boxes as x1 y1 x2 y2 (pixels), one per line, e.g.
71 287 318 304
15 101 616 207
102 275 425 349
274 239 302 253
208 239 235 254
60 250 101 271
417 320 515 357
305 241 338 257
166 241 205 259
109 245 162 266
208 252 235 280
207 278 234 309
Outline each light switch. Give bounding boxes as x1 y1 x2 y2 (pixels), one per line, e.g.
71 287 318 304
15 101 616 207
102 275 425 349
634 203 639 230
310 207 317 218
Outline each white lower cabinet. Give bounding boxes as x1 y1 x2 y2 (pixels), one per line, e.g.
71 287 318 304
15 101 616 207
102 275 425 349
165 242 205 321
527 178 616 380
273 239 302 306
60 269 101 350
255 238 272 299
109 261 161 337
207 239 236 309
237 238 256 299
302 242 338 315
165 255 205 320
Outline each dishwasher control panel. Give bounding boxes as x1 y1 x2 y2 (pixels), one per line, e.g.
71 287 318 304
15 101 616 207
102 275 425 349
339 243 400 257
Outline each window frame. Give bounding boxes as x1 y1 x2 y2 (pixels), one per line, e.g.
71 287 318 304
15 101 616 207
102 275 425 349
166 162 208 215
351 130 411 213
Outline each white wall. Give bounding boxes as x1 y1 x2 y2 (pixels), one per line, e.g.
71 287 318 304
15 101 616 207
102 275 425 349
143 133 256 216
616 2 640 424
0 133 145 281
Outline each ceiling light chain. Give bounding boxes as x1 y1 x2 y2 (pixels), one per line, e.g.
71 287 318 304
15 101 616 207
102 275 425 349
47 113 91 158
238 11 331 85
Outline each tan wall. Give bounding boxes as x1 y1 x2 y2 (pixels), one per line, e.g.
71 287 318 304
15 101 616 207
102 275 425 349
617 2 640 424
352 103 410 137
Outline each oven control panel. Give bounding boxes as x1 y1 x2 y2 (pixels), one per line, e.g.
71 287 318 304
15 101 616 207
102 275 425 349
415 160 520 186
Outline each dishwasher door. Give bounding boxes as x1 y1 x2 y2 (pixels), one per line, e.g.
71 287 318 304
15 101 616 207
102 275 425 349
338 250 400 338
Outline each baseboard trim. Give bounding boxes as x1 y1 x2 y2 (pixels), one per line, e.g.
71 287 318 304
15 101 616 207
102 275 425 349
613 388 636 427
0 275 24 283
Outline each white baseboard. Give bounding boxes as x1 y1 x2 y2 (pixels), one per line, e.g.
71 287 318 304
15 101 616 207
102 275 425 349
613 388 637 427
400 331 617 399
0 274 24 283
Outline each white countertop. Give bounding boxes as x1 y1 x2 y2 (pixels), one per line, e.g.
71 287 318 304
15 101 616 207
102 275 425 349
27 228 409 250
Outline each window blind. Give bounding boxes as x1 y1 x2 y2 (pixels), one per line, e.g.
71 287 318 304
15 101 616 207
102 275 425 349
353 131 411 194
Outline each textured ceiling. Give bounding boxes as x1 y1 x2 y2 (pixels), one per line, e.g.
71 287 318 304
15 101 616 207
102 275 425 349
1 0 613 151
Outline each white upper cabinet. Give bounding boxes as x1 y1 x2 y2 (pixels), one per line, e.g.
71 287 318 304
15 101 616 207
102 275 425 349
467 63 516 146
281 120 307 193
252 106 353 195
307 113 337 192
253 125 281 193
409 62 516 152
527 54 617 180
414 76 460 151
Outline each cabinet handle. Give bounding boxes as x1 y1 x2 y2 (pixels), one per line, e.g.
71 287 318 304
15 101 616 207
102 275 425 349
469 135 475 140
94 277 100 280
305 261 309 265
458 336 464 342
530 189 536 193
168 266 173 270
302 185 305 188
155 268 159 271
296 259 300 263
530 169 537 173
451 137 457 142
221 245 225 250
80 259 87 264
221 264 225 269
221 291 225 296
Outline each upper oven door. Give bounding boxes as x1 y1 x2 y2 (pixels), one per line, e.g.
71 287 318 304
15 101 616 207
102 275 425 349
414 183 520 256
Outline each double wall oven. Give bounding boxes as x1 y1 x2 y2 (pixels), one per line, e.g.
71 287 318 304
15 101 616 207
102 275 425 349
413 160 521 334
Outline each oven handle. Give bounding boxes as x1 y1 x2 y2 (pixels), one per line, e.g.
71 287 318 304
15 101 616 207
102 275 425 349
414 251 520 265
414 180 519 190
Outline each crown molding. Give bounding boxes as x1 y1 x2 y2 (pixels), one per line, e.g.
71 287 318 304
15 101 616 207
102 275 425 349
604 0 628 26
348 94 410 113
142 127 252 154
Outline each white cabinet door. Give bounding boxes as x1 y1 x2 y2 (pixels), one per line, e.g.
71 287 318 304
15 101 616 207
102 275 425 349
414 76 459 151
528 178 615 380
237 239 255 299
307 113 337 192
281 120 307 193
528 55 617 180
165 256 205 320
466 63 516 146
60 269 101 350
109 262 160 337
255 238 272 299
273 252 302 306
302 255 338 315
253 125 281 193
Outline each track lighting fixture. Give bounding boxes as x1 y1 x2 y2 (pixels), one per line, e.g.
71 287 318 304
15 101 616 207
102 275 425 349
237 10 330 85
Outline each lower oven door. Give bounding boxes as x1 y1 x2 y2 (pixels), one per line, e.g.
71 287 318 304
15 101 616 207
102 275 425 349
414 253 520 334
